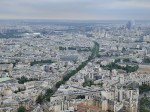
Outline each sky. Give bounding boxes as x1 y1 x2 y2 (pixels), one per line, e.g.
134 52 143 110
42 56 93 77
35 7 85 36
0 0 150 20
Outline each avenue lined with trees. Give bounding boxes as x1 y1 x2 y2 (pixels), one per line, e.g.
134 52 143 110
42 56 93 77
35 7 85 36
36 41 100 104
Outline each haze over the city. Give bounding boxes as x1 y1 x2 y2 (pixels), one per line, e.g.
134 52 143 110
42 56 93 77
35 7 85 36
0 0 150 20
1 0 150 112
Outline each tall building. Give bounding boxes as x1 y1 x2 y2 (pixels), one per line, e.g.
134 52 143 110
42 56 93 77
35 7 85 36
126 20 135 30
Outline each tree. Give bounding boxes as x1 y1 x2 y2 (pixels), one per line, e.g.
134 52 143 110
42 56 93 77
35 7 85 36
97 82 103 87
122 47 126 52
30 59 53 66
17 76 38 84
139 84 150 94
17 106 26 112
55 81 64 88
100 62 138 73
76 95 85 99
17 76 28 84
83 80 94 87
55 42 99 88
36 94 44 104
143 57 150 63
46 88 53 95
107 110 113 112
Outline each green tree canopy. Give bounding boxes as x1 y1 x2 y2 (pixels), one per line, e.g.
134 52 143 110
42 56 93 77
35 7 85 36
36 94 44 104
17 106 26 112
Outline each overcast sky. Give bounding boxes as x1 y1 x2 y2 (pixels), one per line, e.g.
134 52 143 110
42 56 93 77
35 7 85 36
0 0 150 20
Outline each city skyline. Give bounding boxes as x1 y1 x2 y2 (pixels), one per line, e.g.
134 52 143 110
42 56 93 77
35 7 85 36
0 0 150 20
0 1 150 111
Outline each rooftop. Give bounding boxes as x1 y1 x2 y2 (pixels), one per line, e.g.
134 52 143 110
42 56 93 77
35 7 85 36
0 77 12 83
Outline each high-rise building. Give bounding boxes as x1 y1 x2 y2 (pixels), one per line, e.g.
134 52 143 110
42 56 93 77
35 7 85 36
126 20 135 30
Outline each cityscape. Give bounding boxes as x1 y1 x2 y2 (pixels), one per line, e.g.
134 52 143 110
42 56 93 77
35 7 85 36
0 0 150 112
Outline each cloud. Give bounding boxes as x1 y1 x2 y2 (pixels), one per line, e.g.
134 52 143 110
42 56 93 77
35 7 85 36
0 0 150 20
